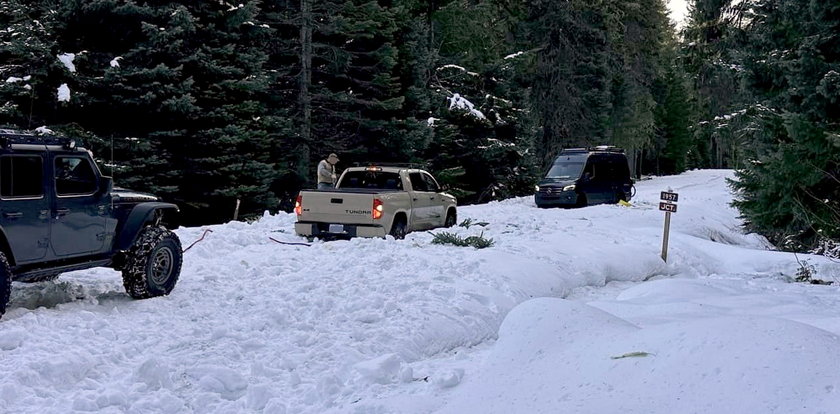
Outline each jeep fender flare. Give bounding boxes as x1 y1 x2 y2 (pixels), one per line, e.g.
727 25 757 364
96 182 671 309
115 203 181 251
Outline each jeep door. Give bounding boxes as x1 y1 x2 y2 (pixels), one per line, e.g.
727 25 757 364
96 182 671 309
0 154 50 263
50 154 107 257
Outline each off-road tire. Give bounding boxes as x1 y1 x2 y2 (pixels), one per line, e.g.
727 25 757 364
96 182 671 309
0 252 12 318
122 226 182 299
389 218 407 240
444 210 457 228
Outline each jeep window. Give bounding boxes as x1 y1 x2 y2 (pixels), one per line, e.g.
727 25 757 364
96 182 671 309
0 155 43 198
339 171 402 190
409 172 428 192
421 173 440 192
55 156 97 195
546 162 584 180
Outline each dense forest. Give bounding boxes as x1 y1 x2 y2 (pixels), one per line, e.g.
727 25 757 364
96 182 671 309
0 0 837 253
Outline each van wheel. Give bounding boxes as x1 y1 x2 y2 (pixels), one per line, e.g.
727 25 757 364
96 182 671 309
0 252 12 318
389 218 407 240
444 210 457 228
122 226 183 299
575 194 587 208
616 192 627 203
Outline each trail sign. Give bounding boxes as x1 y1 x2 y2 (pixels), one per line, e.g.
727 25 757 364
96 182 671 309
659 202 678 213
660 190 679 262
660 191 679 202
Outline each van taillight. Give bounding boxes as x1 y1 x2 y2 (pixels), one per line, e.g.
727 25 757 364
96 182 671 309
295 194 302 216
373 199 383 219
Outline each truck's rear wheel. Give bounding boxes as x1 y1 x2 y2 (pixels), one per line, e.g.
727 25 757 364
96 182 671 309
122 226 183 299
389 218 407 240
0 252 12 318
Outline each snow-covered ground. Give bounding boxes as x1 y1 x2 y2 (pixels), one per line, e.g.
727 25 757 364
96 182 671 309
1 170 839 413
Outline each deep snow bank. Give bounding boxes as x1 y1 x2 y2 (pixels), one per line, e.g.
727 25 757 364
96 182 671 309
0 170 838 414
442 298 840 414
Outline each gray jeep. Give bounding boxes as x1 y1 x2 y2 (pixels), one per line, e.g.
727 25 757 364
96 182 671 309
0 130 182 318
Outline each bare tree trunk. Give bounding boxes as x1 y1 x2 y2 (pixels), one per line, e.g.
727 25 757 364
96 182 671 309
299 0 313 181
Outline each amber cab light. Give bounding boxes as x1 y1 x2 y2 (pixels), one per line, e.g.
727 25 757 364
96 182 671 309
372 198 383 219
295 194 302 216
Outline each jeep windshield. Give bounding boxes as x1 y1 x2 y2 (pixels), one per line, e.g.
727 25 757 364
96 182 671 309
338 171 403 190
544 162 584 180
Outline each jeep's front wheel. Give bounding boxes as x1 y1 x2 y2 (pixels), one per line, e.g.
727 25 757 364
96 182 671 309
0 252 11 318
122 226 182 299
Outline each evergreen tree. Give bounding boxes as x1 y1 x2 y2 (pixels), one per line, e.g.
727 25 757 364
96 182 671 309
729 0 840 250
424 0 538 203
56 1 278 223
527 0 613 169
0 0 61 129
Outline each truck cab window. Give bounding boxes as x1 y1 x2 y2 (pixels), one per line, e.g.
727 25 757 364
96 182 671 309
409 173 428 192
422 173 440 192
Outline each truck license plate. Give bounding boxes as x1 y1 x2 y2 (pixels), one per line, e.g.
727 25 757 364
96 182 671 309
328 224 344 233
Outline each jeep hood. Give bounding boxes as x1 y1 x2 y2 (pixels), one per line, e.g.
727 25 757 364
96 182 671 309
112 187 160 203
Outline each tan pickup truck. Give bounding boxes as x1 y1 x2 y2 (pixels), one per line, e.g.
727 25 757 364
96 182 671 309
294 166 457 239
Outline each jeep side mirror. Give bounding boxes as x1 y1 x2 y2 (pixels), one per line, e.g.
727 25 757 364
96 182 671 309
98 176 113 196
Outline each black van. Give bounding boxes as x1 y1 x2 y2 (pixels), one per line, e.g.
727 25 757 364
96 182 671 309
535 146 634 208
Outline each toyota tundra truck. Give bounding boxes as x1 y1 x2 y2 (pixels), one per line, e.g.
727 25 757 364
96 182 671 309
294 166 457 239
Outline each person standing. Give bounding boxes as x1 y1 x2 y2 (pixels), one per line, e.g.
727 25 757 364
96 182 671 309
317 153 339 189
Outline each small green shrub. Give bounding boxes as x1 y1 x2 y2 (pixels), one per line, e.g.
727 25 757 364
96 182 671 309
793 256 833 285
458 218 489 229
431 231 494 249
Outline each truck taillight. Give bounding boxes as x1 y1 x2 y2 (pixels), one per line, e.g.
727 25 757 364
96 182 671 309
373 198 383 219
295 194 302 216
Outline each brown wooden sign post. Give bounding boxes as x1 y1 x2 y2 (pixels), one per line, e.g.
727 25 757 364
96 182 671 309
659 191 678 262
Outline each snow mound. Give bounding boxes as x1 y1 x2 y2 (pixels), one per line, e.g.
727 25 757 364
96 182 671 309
443 298 840 414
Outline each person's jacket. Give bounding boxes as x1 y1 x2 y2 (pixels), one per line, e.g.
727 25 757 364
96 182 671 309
317 159 335 184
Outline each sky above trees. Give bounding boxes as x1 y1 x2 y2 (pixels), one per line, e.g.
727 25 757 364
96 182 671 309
667 0 689 25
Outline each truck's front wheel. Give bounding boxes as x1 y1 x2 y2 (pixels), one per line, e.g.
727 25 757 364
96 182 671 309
444 209 457 228
122 226 183 299
0 252 11 318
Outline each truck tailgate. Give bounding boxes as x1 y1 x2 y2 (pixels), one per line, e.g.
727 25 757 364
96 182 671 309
299 190 376 225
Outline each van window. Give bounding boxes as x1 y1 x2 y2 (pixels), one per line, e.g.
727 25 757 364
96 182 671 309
1 155 43 198
545 162 584 179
